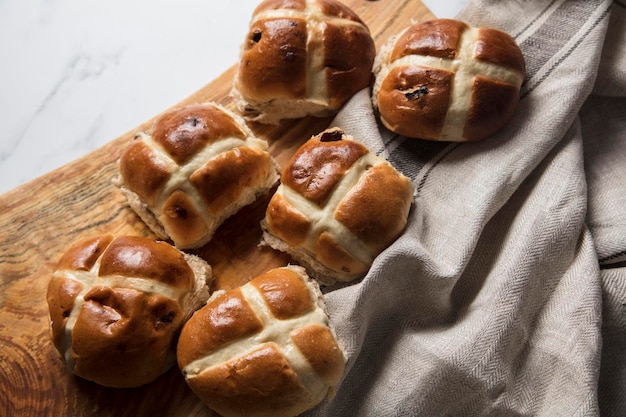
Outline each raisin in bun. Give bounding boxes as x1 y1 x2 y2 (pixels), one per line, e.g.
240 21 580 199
231 0 376 124
372 18 526 142
46 234 212 388
113 102 280 249
177 265 345 417
261 128 414 285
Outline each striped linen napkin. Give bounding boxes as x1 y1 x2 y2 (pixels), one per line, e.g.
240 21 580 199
306 0 625 416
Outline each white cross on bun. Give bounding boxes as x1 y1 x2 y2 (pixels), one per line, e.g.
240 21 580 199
46 234 212 388
232 0 376 124
114 102 280 249
177 265 345 417
261 127 414 285
372 19 526 142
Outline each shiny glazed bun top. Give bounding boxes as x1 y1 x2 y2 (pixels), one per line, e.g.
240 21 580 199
46 234 211 388
232 0 376 124
261 128 414 285
177 265 345 417
373 19 526 142
115 102 279 249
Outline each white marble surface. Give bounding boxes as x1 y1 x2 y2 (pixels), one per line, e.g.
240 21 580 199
0 0 465 195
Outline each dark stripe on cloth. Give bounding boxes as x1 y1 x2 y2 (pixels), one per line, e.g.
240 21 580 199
521 0 611 97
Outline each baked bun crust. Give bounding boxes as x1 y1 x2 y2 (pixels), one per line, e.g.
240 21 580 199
261 128 414 285
177 265 345 417
114 102 280 249
232 0 376 124
46 234 212 388
372 19 526 142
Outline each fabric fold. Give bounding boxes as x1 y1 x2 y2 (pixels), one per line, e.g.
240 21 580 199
302 1 625 416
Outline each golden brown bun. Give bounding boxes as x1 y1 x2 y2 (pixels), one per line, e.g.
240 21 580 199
261 128 414 285
232 0 376 124
46 234 212 388
372 19 526 142
177 265 345 417
113 102 280 249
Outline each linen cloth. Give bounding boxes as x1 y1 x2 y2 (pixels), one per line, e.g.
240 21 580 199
306 0 626 416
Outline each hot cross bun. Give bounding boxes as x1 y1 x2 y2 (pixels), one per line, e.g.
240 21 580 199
114 102 280 249
261 127 414 284
46 234 211 387
232 0 376 124
372 19 526 141
177 265 345 417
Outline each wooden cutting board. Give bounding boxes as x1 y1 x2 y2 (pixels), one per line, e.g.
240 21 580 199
0 1 434 415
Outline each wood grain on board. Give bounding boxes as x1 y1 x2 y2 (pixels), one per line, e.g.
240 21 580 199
0 1 434 415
